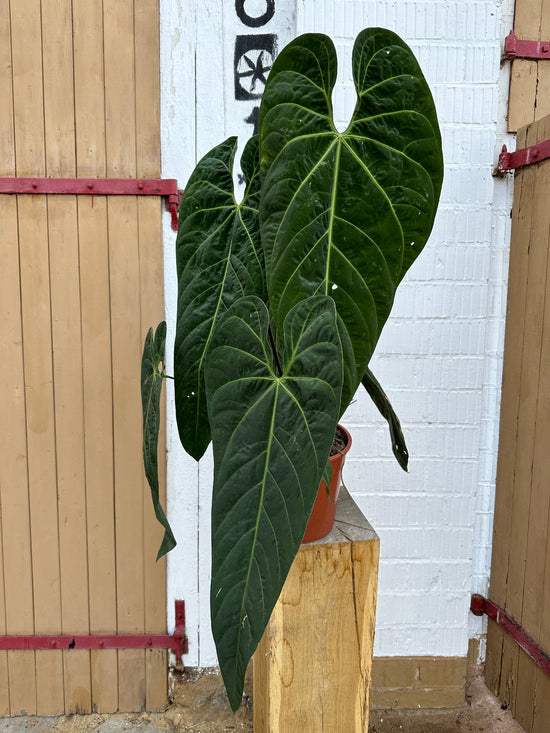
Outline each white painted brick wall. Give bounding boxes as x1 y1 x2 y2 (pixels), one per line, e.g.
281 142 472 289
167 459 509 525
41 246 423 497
160 0 515 665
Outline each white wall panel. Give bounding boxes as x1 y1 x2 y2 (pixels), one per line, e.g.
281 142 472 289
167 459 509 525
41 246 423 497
160 0 297 666
161 0 515 665
296 0 514 658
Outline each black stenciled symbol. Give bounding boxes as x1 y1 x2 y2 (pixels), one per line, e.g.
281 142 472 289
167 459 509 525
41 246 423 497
235 0 275 27
234 34 276 100
244 106 260 135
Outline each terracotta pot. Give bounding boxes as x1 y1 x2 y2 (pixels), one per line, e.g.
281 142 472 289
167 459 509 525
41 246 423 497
302 425 352 543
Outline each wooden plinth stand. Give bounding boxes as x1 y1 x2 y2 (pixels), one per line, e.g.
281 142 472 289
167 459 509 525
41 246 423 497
253 488 380 732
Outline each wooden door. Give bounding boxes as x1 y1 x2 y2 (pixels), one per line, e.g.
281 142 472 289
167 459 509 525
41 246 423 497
507 0 550 132
0 0 167 715
485 113 550 733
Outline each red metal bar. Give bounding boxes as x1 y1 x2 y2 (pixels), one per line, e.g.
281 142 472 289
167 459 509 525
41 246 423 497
174 598 189 656
496 141 550 175
0 600 188 660
0 177 182 231
0 634 177 653
471 594 550 676
504 30 550 61
0 177 177 196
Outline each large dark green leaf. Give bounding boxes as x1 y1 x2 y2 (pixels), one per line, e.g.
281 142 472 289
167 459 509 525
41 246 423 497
259 28 443 410
174 136 265 460
362 367 408 472
141 322 176 560
205 295 343 711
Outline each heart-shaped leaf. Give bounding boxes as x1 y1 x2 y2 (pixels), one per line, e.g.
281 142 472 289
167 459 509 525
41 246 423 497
205 295 343 710
259 28 443 410
174 136 265 460
141 322 176 559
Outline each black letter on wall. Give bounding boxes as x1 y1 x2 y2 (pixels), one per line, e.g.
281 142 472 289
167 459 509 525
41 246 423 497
236 0 275 28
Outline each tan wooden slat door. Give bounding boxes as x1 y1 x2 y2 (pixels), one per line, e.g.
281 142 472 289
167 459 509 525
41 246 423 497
508 0 550 132
485 113 550 733
0 0 167 715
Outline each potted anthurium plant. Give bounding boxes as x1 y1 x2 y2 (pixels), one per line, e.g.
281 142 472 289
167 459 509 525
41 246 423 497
141 27 443 711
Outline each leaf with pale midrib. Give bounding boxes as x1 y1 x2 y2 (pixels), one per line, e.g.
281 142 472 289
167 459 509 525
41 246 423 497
174 136 265 460
259 28 443 412
205 295 343 710
141 322 176 559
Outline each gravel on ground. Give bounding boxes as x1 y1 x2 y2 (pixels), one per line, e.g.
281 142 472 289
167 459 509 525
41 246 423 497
0 671 525 732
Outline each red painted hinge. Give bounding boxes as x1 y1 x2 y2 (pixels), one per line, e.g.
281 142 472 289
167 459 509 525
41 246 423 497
495 140 550 175
471 594 550 676
504 30 550 61
0 600 188 661
0 177 183 231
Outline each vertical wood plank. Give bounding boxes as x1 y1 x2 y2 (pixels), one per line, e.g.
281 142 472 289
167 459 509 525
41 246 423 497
0 6 25 715
501 118 549 719
42 0 93 713
138 197 168 711
18 195 64 715
109 195 146 712
508 63 538 134
90 649 118 714
11 0 63 714
0 511 9 716
104 0 137 178
529 115 550 733
104 0 145 710
118 650 146 713
145 649 167 712
532 671 550 733
0 593 8 713
536 2 550 123
73 0 107 177
513 114 550 733
136 0 166 708
486 124 531 697
0 195 35 716
73 1 118 712
135 0 161 178
531 499 550 733
508 0 543 132
42 0 76 177
10 0 45 176
78 196 119 714
48 196 93 715
0 0 15 176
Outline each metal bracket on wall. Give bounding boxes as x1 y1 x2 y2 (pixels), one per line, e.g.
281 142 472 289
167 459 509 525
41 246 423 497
0 177 183 231
0 600 188 662
471 594 550 676
504 30 550 61
494 140 550 175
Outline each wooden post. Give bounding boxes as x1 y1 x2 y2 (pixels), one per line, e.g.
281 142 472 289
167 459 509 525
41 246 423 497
253 488 379 733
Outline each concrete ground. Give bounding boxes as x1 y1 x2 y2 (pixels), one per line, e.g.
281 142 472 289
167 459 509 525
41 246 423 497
369 677 525 732
0 672 525 732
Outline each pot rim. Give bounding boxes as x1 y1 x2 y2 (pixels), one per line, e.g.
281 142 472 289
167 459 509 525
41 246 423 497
329 423 352 462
